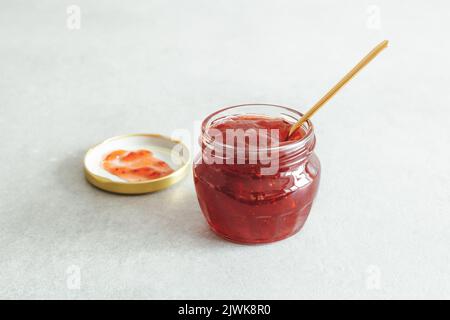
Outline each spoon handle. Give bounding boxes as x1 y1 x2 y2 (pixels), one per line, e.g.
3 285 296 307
289 40 389 136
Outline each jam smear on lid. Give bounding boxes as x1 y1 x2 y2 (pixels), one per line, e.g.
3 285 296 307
102 149 174 182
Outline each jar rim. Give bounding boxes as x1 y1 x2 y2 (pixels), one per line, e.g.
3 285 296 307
201 103 315 152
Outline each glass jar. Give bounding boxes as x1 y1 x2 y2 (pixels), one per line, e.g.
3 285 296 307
193 104 321 244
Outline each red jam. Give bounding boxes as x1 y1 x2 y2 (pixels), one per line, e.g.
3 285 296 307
103 149 173 182
193 110 321 244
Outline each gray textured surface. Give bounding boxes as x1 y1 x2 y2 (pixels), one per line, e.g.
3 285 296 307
1 0 449 299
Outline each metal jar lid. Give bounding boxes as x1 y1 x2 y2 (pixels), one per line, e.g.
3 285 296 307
84 134 190 194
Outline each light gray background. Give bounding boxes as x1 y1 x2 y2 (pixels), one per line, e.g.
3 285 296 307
1 0 449 299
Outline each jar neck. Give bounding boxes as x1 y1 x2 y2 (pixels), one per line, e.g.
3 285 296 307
200 130 316 173
199 104 317 173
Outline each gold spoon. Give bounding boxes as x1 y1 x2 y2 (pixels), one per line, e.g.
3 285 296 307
288 40 389 137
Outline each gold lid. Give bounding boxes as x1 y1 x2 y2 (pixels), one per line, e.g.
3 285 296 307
84 134 190 194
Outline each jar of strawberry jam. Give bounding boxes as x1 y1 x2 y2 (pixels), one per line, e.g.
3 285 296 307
193 104 321 244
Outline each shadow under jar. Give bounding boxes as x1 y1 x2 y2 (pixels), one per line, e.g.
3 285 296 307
193 104 321 244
